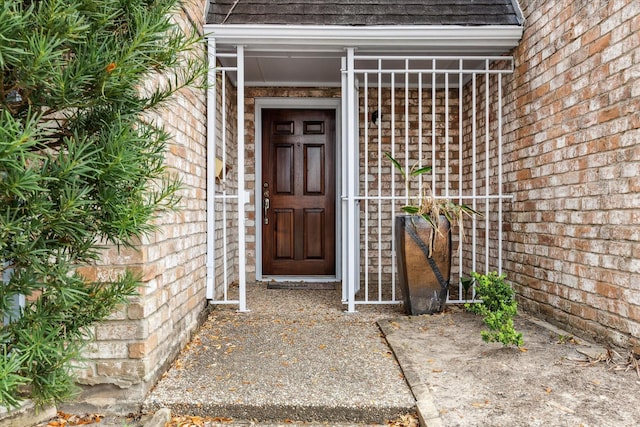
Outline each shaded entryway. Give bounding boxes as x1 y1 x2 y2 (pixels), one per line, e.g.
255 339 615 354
204 1 525 312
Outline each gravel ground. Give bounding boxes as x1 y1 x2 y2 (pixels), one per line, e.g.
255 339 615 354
143 284 416 424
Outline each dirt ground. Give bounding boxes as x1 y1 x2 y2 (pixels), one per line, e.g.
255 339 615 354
382 306 640 427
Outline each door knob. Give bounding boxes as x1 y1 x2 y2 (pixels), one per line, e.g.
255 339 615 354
263 188 270 225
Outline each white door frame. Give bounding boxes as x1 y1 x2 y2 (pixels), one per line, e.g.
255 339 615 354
254 97 342 284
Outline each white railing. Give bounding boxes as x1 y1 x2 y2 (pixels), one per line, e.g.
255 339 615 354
343 55 514 311
206 41 247 311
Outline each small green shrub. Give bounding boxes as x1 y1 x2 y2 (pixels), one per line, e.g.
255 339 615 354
465 272 524 347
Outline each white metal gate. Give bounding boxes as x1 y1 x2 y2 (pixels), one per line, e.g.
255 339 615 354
342 50 514 312
205 40 513 313
206 41 248 311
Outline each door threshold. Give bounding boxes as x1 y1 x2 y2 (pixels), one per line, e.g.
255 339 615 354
260 276 339 290
260 276 338 282
266 282 337 290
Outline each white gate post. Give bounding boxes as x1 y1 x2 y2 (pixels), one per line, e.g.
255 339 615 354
345 48 358 313
340 56 348 303
205 37 217 300
236 45 248 312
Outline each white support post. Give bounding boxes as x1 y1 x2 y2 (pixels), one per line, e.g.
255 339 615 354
222 69 228 301
458 60 463 299
484 60 491 274
341 56 349 303
363 73 369 301
377 59 383 301
498 72 504 274
237 45 248 312
205 38 217 300
472 73 478 286
346 47 358 313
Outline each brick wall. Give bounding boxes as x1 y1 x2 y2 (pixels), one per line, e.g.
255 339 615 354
504 0 640 349
70 0 210 409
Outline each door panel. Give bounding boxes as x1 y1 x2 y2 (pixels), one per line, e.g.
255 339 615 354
303 208 325 259
304 145 324 194
262 109 336 276
275 145 294 194
274 209 294 259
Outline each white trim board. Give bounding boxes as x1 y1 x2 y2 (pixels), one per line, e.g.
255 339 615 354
204 24 524 54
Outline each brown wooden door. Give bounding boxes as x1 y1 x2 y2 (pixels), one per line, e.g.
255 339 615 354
262 109 336 276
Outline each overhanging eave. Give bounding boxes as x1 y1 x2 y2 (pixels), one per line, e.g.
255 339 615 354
203 24 524 54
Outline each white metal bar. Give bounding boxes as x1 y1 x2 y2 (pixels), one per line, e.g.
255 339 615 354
205 39 217 300
484 60 491 274
418 73 423 187
354 195 512 201
353 301 403 306
377 59 383 302
457 60 463 299
354 54 513 61
214 66 240 72
444 72 450 200
364 72 370 301
404 60 410 207
346 47 358 313
390 71 396 302
351 68 514 75
400 60 410 302
237 45 247 312
221 68 228 302
472 73 478 283
498 72 504 274
431 60 436 194
341 56 349 303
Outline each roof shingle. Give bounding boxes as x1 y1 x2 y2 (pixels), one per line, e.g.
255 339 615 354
206 0 522 26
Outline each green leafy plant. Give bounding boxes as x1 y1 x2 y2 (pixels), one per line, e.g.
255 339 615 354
465 272 524 347
385 153 480 254
1 0 206 408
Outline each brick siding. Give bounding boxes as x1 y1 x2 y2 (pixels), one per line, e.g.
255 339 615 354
71 0 210 407
503 0 640 349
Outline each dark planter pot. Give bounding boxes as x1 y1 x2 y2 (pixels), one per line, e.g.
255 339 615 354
395 215 452 315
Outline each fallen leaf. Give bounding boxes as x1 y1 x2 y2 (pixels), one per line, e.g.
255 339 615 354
471 400 490 408
211 417 233 423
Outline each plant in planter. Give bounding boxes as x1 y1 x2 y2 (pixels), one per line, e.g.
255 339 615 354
386 153 479 315
464 272 524 347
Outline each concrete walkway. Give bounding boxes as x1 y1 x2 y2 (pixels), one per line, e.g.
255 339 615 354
144 284 417 424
